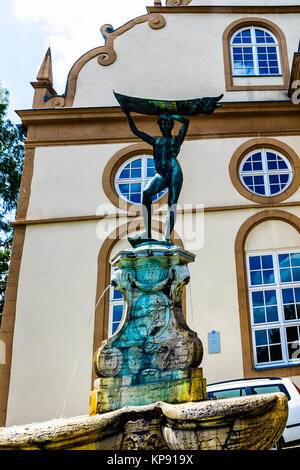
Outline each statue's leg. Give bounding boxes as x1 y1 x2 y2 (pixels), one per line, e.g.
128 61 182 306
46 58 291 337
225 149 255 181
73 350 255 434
164 166 183 241
142 174 167 239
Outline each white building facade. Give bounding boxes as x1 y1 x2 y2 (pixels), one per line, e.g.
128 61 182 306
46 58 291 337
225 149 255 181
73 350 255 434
0 0 300 426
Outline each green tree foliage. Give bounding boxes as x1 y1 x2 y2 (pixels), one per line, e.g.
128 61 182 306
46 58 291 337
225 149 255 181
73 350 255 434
0 82 24 321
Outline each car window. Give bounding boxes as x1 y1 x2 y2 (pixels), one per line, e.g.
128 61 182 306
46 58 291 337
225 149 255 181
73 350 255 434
207 388 247 399
250 384 291 401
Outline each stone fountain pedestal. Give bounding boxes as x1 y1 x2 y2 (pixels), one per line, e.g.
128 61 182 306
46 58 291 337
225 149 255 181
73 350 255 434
90 242 206 415
0 241 289 450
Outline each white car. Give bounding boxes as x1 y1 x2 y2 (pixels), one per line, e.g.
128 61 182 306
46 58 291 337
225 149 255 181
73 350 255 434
206 377 300 449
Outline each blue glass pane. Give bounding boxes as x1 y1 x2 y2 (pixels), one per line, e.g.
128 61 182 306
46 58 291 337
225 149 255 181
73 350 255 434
278 254 289 268
113 289 122 300
262 255 273 269
243 177 253 187
255 330 267 346
255 30 264 37
242 162 252 172
269 175 279 184
119 184 129 194
252 291 264 307
255 186 266 195
280 269 292 283
253 307 265 324
112 323 119 334
270 184 280 194
295 288 300 303
263 270 275 284
293 268 300 282
252 153 262 161
147 158 155 167
130 194 141 203
266 36 275 44
147 167 155 178
113 305 123 322
282 289 294 304
251 271 263 285
266 306 278 322
131 183 141 193
291 253 300 267
120 169 130 179
268 160 278 169
265 290 277 306
131 159 142 168
253 162 263 171
249 256 261 270
254 175 264 184
280 174 289 184
131 169 141 178
278 160 288 170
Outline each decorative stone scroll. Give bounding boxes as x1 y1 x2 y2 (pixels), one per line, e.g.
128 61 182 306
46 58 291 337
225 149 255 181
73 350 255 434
98 14 166 67
90 241 205 414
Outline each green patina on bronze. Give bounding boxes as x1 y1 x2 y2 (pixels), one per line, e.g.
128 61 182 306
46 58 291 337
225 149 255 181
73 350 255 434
114 91 223 246
113 91 223 116
89 92 223 413
90 243 205 413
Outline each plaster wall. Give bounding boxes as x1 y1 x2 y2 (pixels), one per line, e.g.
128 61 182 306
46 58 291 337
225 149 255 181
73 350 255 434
72 12 299 108
27 136 300 221
6 204 300 424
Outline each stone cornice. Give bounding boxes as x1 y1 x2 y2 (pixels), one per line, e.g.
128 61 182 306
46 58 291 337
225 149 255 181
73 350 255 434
147 5 300 14
17 100 300 147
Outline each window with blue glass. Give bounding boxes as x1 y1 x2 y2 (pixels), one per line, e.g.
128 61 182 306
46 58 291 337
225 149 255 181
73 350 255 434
239 149 293 197
247 250 300 368
115 155 167 204
231 26 280 76
109 268 123 336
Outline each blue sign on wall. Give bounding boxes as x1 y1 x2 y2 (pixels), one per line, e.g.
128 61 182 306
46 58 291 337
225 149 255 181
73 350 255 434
208 331 221 354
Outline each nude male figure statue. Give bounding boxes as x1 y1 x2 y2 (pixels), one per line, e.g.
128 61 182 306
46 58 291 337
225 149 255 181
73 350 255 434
122 106 188 244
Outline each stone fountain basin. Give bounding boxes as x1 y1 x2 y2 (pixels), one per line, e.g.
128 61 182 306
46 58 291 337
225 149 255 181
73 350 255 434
0 393 287 450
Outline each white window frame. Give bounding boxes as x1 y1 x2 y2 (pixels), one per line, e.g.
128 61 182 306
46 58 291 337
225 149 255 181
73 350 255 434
230 26 281 77
246 249 300 369
239 148 293 197
115 154 167 204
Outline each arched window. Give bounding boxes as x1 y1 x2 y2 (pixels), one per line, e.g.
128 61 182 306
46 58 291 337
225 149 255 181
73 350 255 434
115 155 166 204
231 26 280 76
239 148 293 197
223 18 289 91
247 249 300 368
235 211 300 377
229 138 300 204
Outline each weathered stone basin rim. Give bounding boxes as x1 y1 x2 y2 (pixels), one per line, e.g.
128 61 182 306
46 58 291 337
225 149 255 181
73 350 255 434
0 393 288 450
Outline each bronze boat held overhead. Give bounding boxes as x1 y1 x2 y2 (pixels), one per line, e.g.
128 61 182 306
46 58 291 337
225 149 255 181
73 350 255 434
113 90 223 116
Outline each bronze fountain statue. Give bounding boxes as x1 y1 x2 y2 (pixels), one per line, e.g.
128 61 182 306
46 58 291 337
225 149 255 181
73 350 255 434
114 91 223 245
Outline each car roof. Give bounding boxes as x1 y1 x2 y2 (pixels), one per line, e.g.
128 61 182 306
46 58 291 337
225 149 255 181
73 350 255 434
207 377 284 387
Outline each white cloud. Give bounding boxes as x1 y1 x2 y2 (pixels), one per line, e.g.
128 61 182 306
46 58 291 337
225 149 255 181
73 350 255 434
11 0 148 92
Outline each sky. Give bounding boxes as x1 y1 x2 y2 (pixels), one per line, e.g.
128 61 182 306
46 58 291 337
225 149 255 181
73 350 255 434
0 0 150 123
